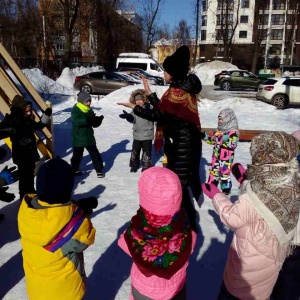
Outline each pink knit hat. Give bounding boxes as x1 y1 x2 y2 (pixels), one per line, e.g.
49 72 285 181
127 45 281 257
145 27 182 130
138 166 182 215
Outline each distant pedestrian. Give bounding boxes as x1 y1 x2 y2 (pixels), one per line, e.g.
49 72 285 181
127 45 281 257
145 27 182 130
119 89 154 172
118 166 197 300
201 107 239 195
71 91 105 178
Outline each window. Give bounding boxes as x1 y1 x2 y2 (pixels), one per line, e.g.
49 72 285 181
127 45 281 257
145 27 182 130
283 79 300 87
232 71 242 77
239 31 247 38
259 29 268 39
269 44 281 55
202 15 207 26
200 45 206 52
202 1 207 11
287 14 296 25
273 0 285 10
259 15 269 25
89 72 104 79
201 30 207 40
271 29 283 40
218 0 234 9
271 14 284 25
241 0 249 8
240 16 248 23
106 73 120 81
217 14 233 25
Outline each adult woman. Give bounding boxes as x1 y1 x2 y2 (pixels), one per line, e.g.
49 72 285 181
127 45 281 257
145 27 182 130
118 45 202 232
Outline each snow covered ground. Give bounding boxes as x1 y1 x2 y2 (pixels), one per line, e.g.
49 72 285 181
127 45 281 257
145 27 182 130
0 61 299 300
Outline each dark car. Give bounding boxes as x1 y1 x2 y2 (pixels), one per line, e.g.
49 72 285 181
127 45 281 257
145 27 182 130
116 67 165 85
214 70 266 91
73 71 136 94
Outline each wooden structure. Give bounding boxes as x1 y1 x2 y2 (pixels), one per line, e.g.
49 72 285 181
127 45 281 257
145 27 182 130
0 42 53 159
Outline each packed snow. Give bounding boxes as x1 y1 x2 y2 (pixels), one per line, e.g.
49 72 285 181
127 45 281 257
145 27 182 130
0 61 299 300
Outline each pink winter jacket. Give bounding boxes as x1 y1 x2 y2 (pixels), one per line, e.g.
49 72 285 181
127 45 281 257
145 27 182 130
212 192 283 300
118 231 197 300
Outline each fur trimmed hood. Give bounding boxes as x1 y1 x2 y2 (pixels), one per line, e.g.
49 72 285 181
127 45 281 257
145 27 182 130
129 89 148 104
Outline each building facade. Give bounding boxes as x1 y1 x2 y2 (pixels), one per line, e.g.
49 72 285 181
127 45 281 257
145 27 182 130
200 0 300 71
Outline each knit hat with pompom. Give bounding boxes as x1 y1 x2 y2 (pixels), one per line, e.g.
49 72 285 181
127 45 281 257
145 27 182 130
138 166 182 215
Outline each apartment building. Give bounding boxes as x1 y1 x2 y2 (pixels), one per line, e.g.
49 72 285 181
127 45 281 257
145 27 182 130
200 0 300 70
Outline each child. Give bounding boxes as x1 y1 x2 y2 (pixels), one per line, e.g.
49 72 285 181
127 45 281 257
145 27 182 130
201 107 239 195
0 95 52 200
18 158 97 300
70 91 105 178
118 166 197 299
119 89 154 172
202 131 300 300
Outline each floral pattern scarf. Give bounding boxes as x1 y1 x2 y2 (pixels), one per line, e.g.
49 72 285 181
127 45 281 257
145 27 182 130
124 206 193 279
154 87 201 151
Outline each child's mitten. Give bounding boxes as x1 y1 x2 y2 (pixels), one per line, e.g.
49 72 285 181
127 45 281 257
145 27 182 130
0 187 15 203
119 110 134 122
76 196 98 215
232 163 247 185
202 183 222 199
0 165 18 186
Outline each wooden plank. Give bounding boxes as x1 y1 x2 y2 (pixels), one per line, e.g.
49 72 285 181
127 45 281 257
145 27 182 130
201 128 280 141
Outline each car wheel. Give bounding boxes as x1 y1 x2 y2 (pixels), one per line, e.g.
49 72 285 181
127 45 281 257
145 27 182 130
221 81 231 91
80 84 92 94
272 94 288 109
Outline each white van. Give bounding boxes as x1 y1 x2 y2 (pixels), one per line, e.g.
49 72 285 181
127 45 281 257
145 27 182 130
116 53 164 77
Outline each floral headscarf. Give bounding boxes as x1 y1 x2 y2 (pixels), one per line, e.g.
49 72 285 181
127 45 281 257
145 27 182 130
124 206 192 279
244 132 300 246
217 107 238 133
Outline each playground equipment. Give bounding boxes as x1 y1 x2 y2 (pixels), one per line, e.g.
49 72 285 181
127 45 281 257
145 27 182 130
0 42 53 159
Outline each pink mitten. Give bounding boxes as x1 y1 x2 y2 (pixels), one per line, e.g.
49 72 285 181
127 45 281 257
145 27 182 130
202 183 222 199
232 163 247 185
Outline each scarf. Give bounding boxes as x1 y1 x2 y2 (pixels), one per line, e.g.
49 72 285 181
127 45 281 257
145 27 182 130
154 87 201 151
217 107 239 133
124 206 193 279
43 207 85 252
76 102 90 113
242 132 300 247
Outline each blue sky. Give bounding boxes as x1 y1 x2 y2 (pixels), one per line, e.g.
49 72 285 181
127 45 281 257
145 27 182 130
160 0 196 32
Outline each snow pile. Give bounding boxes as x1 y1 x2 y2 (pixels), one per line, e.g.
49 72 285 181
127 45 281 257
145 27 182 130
56 66 104 89
193 60 239 85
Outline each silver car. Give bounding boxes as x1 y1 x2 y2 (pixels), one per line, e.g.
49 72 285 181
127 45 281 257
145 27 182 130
73 71 135 94
256 76 300 109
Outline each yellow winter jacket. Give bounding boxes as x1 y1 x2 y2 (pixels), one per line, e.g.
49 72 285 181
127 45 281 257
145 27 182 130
18 195 96 300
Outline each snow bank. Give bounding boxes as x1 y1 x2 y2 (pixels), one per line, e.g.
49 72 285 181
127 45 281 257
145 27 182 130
192 60 239 85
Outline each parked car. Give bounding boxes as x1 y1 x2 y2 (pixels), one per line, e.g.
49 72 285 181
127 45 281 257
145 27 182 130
114 72 142 84
256 76 300 109
214 70 266 91
116 67 165 85
73 71 135 94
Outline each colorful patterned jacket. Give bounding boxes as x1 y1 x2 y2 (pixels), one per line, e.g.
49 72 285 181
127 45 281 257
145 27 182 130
18 194 96 300
204 130 239 175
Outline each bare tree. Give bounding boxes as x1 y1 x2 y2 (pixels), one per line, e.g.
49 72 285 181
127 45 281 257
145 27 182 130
284 0 299 64
193 0 200 65
215 0 240 62
250 0 268 73
173 19 191 46
138 0 165 50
